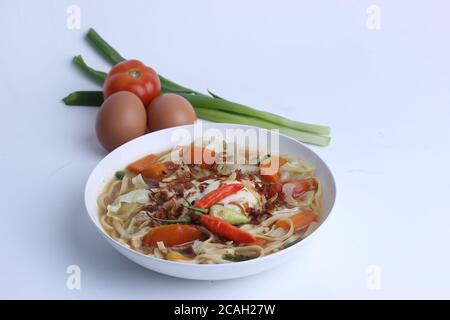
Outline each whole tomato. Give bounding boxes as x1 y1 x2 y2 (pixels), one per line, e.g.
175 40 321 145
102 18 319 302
103 59 161 106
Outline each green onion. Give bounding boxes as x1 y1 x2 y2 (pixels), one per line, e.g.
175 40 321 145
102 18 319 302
86 28 125 65
73 55 107 84
159 75 203 95
62 91 103 106
207 89 226 100
115 170 125 180
194 107 330 146
179 93 330 136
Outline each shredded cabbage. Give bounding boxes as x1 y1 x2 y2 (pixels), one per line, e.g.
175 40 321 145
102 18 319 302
280 160 315 181
281 160 314 174
131 174 149 189
107 189 150 213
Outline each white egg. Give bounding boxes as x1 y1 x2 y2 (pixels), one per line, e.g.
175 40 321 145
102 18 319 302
219 187 259 211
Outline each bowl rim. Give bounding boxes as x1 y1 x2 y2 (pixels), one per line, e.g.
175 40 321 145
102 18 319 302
84 123 336 268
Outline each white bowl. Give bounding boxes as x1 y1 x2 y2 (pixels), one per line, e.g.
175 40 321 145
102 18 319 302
85 123 336 280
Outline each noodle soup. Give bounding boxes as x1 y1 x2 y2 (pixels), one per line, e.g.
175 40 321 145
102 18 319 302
97 142 322 264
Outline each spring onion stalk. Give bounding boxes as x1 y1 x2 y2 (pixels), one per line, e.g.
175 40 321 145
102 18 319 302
159 75 203 95
194 107 330 147
62 91 104 106
178 93 330 135
73 55 107 84
202 90 330 135
207 89 226 100
86 28 125 65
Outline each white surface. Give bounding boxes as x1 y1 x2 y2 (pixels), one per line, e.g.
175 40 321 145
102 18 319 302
84 124 336 280
1 0 449 299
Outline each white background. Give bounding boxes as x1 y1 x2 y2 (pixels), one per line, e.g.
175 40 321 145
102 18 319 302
1 0 449 299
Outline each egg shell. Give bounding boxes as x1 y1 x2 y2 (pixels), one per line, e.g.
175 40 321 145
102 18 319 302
146 93 197 132
96 91 147 152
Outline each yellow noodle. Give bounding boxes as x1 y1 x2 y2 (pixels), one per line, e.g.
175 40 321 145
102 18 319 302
98 145 324 264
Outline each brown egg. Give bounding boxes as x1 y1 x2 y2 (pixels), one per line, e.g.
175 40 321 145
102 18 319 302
96 91 147 151
146 93 197 132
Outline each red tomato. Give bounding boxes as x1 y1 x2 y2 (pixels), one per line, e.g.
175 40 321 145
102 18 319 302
103 59 161 107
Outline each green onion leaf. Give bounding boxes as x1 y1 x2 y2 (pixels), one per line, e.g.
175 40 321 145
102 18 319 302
73 55 106 84
86 28 125 65
194 107 331 147
62 91 103 106
180 93 331 136
207 89 226 100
